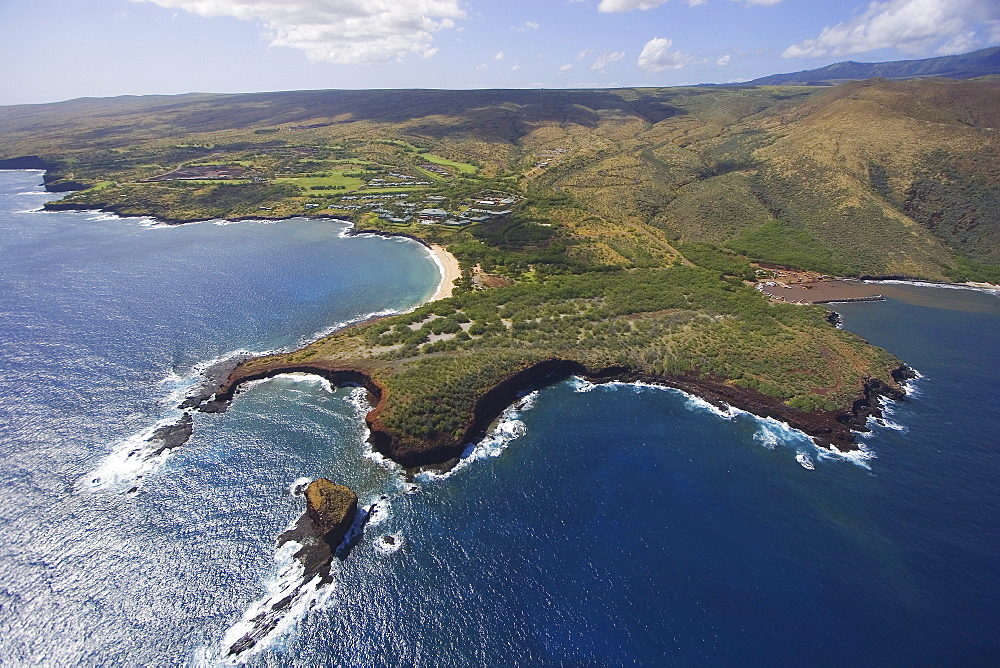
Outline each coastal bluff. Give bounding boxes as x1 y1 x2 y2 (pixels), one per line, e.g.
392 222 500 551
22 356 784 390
275 478 359 580
190 261 913 474
201 355 911 472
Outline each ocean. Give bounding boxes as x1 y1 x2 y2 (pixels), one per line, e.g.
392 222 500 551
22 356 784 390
0 169 997 666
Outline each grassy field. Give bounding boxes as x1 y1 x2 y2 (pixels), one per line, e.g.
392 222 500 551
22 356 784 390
275 172 364 190
420 153 478 174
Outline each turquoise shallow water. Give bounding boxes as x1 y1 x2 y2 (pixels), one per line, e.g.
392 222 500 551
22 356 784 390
0 169 998 665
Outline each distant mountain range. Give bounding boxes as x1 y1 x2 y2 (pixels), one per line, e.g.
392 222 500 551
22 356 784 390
741 46 1000 86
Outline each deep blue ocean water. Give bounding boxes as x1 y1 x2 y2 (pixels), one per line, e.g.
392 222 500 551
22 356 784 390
0 169 997 666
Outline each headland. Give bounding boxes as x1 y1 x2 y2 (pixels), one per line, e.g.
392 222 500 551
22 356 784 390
196 356 911 472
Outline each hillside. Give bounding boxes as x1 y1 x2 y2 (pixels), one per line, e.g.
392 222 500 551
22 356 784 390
744 46 1000 86
1 78 997 466
1 79 997 280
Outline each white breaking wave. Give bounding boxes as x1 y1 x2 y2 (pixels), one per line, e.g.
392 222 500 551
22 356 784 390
345 385 374 414
682 393 741 420
422 243 448 296
297 306 409 348
288 477 312 496
159 351 249 406
870 416 908 432
80 411 190 493
572 376 742 420
868 402 908 433
864 278 1000 296
214 540 337 664
375 533 404 554
568 375 884 470
816 440 876 470
87 349 273 491
266 373 335 394
900 367 925 398
363 447 406 476
796 451 815 470
752 415 813 450
212 218 278 226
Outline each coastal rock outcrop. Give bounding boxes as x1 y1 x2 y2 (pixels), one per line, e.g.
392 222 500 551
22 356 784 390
304 479 359 549
227 479 360 657
145 412 194 456
274 478 360 581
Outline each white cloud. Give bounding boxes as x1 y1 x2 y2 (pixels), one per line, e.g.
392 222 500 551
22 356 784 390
783 0 1000 59
133 0 465 63
740 0 785 6
495 50 505 60
511 21 540 31
598 0 669 11
577 48 594 61
638 37 702 72
717 54 732 65
475 63 487 70
591 51 626 71
512 64 522 71
688 0 707 5
558 63 574 73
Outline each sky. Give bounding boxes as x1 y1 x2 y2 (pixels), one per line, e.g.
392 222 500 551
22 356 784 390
1 0 998 106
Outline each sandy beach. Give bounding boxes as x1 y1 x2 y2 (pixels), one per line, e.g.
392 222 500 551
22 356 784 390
428 244 462 301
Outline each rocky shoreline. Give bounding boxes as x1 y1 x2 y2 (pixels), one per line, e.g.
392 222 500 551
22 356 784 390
196 356 913 472
226 479 365 657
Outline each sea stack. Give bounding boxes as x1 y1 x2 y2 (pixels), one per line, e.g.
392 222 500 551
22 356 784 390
305 478 359 550
228 481 359 657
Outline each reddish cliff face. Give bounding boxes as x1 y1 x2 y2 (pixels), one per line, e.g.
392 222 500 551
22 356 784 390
206 357 911 474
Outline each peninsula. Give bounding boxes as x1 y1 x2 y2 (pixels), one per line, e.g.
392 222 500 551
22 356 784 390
3 74 999 468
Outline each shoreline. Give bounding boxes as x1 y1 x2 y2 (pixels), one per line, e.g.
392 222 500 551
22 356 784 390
0 170 924 469
21 175 464 305
427 244 461 301
758 276 1000 304
204 357 911 470
10 168 992 301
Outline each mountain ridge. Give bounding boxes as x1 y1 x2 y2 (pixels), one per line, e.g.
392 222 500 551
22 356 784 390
741 46 1000 86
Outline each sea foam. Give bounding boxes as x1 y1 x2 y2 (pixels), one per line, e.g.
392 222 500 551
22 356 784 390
568 376 879 470
80 411 190 493
864 278 1000 295
215 540 336 663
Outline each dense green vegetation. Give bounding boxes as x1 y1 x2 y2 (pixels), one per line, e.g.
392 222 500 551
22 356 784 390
254 265 899 447
675 242 756 280
726 221 853 276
